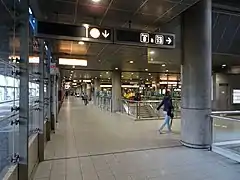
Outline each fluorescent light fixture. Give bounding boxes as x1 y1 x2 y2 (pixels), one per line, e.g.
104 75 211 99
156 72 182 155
222 64 226 68
100 85 139 88
162 64 166 67
129 60 134 64
9 56 40 63
150 51 155 54
29 7 33 15
78 41 85 45
59 58 87 66
115 67 119 70
160 82 178 85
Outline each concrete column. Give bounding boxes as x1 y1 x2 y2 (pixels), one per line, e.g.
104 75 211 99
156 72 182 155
38 40 45 162
94 78 100 105
86 83 92 99
181 0 212 148
112 71 122 112
18 0 29 178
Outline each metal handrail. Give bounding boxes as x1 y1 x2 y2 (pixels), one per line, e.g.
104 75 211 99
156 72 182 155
123 98 181 104
211 115 240 122
211 111 240 115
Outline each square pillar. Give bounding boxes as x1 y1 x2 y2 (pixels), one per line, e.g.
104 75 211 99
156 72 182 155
18 0 29 178
94 78 100 105
112 71 122 112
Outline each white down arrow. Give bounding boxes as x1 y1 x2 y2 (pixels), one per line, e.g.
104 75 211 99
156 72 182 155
102 30 109 38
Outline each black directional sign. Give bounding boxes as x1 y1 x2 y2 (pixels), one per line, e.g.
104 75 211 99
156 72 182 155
36 21 175 48
115 29 175 48
36 21 113 43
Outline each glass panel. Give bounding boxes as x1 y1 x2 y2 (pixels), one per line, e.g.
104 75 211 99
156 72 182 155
0 63 19 177
212 114 240 163
213 116 240 145
29 63 40 136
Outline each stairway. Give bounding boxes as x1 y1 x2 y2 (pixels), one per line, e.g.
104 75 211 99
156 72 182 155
138 104 158 119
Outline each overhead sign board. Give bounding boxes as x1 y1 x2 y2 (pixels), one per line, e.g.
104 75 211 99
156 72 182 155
36 21 113 43
115 29 175 48
36 21 175 48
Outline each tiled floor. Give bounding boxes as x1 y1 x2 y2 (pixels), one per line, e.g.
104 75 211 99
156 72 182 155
34 98 240 180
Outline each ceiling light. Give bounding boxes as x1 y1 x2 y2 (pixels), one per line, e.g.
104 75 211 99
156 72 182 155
149 73 151 76
129 60 134 64
131 73 134 75
78 41 84 45
72 66 75 68
115 67 118 70
100 75 102 77
150 58 153 61
92 0 101 2
145 69 148 71
71 71 73 73
162 64 166 67
146 79 149 81
150 51 155 55
121 75 124 78
222 64 226 68
59 58 87 66
95 77 97 79
106 72 109 74
166 70 169 72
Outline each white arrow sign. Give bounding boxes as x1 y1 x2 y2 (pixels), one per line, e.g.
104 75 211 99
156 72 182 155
102 30 109 38
166 37 172 45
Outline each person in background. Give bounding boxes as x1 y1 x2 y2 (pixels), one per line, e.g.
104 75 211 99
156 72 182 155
156 91 174 134
83 93 88 105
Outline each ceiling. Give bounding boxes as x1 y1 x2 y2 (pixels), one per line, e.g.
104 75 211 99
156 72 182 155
36 0 198 31
0 0 240 82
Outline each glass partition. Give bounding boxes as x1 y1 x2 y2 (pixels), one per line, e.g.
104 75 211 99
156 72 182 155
29 63 40 135
212 113 240 162
0 61 19 177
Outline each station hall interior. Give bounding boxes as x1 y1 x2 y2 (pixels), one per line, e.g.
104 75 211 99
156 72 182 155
1 0 240 180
